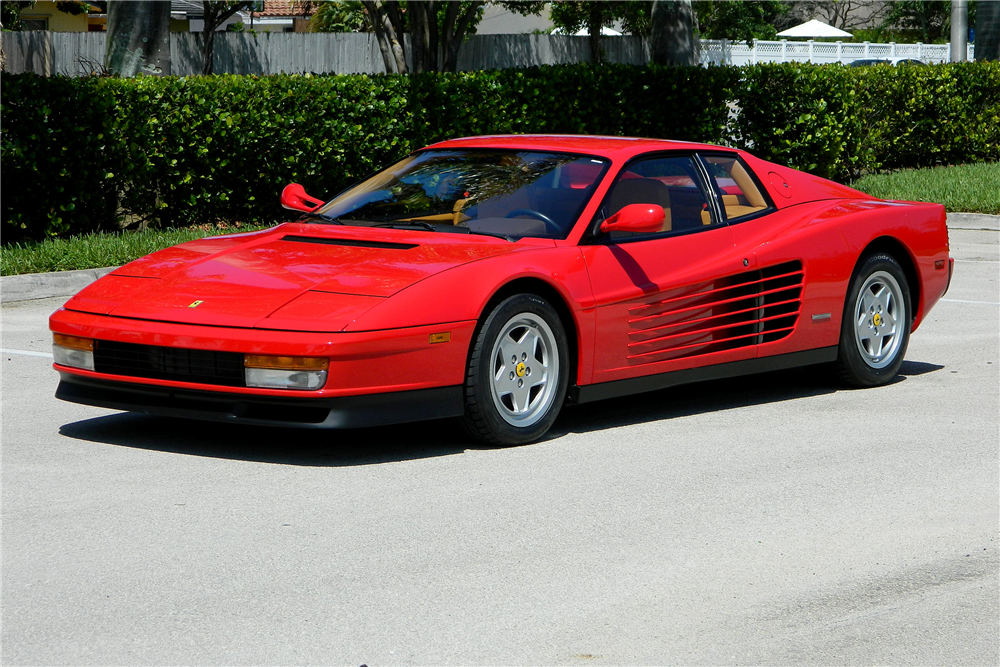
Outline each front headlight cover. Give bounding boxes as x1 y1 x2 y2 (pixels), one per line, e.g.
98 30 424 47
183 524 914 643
244 355 329 390
52 333 95 371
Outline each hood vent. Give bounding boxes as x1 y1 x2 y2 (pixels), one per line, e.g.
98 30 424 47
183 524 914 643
281 235 417 250
626 260 804 364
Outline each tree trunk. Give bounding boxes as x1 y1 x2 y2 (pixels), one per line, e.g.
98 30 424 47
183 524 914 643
442 0 482 72
201 2 255 75
361 0 407 73
977 0 1000 61
106 0 171 76
363 0 398 73
200 6 217 75
383 0 407 72
650 0 698 67
410 0 437 73
588 1 602 63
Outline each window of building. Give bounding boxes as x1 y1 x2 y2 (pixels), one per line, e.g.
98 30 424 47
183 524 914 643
21 17 49 30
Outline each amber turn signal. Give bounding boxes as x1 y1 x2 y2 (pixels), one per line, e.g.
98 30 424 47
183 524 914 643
244 355 329 371
52 333 94 351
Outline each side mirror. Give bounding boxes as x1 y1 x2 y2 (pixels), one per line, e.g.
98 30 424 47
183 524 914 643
281 183 325 213
600 204 665 233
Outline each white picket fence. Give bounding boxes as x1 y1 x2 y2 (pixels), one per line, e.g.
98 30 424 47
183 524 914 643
701 38 975 66
0 31 977 77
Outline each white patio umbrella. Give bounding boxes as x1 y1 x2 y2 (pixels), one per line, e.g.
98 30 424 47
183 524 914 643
777 19 852 39
552 26 623 36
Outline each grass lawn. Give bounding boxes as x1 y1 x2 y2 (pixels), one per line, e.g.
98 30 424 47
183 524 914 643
850 162 1000 215
1 224 272 277
2 162 997 276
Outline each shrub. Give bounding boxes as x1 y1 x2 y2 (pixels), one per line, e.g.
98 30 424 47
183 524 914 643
1 74 122 242
729 63 872 180
106 73 413 228
3 62 998 243
854 62 1000 170
408 64 741 147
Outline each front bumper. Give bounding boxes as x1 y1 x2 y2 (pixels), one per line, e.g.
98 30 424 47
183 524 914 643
56 372 464 429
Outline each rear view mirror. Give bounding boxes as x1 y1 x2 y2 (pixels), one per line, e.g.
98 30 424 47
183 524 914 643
281 183 325 213
600 204 665 233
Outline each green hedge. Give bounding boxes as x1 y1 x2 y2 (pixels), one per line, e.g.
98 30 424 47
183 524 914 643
3 62 998 243
730 64 871 180
1 75 122 239
852 62 1000 171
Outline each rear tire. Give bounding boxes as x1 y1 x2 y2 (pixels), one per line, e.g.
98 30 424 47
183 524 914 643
463 294 569 445
837 253 911 387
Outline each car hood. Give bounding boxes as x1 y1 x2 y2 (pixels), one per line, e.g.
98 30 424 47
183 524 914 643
65 224 523 330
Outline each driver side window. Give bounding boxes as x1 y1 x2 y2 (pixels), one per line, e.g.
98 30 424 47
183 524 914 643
598 155 716 241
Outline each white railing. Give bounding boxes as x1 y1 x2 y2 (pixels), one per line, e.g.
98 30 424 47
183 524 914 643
700 39 975 66
0 31 979 77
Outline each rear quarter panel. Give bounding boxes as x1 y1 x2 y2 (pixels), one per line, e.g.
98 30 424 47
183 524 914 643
730 199 949 361
825 199 950 328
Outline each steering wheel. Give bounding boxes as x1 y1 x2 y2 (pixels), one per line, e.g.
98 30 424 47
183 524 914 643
504 209 560 234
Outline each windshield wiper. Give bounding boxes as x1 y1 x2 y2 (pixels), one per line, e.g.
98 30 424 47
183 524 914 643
372 221 439 232
451 227 516 242
297 212 344 224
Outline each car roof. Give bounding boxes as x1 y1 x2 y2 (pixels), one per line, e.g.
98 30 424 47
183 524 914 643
425 134 731 161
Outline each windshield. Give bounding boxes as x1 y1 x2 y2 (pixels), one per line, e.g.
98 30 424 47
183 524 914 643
315 149 610 239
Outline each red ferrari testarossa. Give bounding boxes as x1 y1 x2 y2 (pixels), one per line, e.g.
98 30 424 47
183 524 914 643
50 135 953 444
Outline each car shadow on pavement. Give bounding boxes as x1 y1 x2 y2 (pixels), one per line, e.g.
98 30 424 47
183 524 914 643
59 360 945 464
897 360 945 377
59 413 473 467
547 359 944 439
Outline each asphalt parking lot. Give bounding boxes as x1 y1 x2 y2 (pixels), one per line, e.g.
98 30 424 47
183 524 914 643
2 216 997 665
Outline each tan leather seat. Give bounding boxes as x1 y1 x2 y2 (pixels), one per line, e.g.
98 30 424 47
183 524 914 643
605 178 672 232
722 163 768 219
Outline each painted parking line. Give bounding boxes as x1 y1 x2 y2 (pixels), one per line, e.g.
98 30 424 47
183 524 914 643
940 298 1000 306
2 348 54 359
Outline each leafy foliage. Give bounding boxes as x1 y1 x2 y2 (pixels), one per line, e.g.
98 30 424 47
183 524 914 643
853 62 1000 170
880 0 951 44
548 0 651 36
409 63 739 147
3 62 998 242
1 74 122 241
310 0 368 32
731 63 870 179
54 1 89 16
1 0 36 31
694 0 787 44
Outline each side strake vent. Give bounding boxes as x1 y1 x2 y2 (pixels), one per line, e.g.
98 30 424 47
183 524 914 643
281 235 417 250
626 260 804 365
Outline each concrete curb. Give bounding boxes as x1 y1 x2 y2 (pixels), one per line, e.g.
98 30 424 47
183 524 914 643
1 267 117 305
2 213 997 305
946 212 1000 231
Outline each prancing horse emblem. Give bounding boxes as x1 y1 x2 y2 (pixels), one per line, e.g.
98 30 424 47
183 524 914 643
188 300 204 308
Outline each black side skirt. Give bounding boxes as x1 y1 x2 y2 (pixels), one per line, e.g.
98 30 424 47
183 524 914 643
57 347 838 429
56 373 465 429
571 347 839 404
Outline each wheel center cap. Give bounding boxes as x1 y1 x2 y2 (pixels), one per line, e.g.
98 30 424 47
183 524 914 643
515 362 526 378
873 313 883 327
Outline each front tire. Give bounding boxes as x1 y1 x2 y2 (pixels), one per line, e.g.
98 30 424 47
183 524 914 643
463 294 569 445
837 253 911 387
